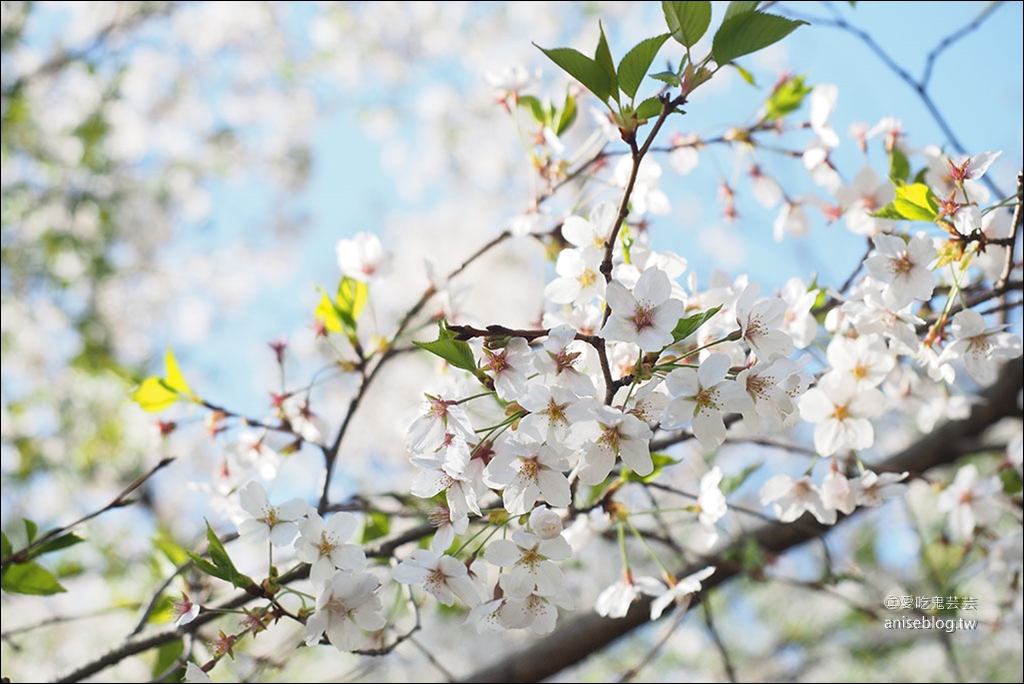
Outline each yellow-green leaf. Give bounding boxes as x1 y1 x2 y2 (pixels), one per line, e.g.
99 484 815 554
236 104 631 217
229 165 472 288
314 290 344 333
162 346 193 397
893 182 938 222
132 377 181 413
336 276 369 329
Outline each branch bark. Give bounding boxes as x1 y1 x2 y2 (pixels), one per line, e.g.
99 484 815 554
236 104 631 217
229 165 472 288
458 356 1023 683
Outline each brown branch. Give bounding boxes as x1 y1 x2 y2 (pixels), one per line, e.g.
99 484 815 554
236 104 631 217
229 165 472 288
1 457 175 568
457 356 1023 683
995 171 1023 291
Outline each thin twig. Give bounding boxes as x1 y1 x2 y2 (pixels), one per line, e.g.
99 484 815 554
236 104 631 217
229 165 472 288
702 600 738 683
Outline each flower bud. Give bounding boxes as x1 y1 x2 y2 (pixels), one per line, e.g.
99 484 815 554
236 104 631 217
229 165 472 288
529 505 563 539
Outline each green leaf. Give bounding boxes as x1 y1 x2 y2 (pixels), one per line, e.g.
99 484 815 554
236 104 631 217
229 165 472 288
725 1 762 20
625 453 678 483
1000 468 1023 495
362 510 391 543
720 462 762 495
712 12 808 65
889 146 910 183
671 305 723 343
1 561 66 595
413 319 478 374
868 203 906 220
162 346 193 397
663 1 713 47
634 96 665 122
1 531 11 559
764 75 811 121
192 521 254 590
28 532 84 561
133 377 182 413
893 182 938 222
151 639 184 681
535 44 614 104
555 90 577 136
649 70 681 87
336 276 369 331
594 22 619 103
617 33 670 100
731 62 758 86
23 518 38 545
153 529 190 567
518 94 548 126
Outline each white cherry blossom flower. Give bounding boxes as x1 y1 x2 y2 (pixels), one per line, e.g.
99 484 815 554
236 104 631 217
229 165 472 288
697 467 727 548
760 474 836 525
735 283 794 360
595 573 663 618
853 470 909 507
305 570 385 652
601 267 685 352
662 353 749 450
798 373 885 456
544 247 605 306
184 663 212 684
336 231 390 281
561 201 616 250
576 405 653 484
820 469 855 515
482 337 534 401
773 200 811 242
534 324 597 397
936 464 1003 540
834 166 895 236
407 393 476 455
392 548 481 606
485 530 571 598
736 357 806 433
650 565 716 620
295 511 366 586
483 437 571 515
779 277 819 349
501 586 574 634
864 232 936 309
236 481 308 547
826 333 896 389
939 309 1022 386
411 456 485 520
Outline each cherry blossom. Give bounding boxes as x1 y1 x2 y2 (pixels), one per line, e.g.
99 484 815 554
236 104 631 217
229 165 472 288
236 481 308 547
392 548 481 606
595 573 663 618
760 474 836 525
295 511 367 586
485 530 572 598
335 231 390 281
649 565 716 620
864 232 937 309
601 267 685 352
662 353 749 450
575 405 654 484
798 373 885 456
936 464 1004 540
305 570 386 652
483 437 571 515
939 310 1022 386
